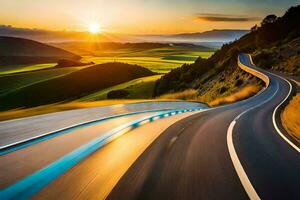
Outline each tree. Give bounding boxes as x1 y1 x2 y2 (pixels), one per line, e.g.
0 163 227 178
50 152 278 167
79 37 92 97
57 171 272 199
250 24 258 32
261 15 277 26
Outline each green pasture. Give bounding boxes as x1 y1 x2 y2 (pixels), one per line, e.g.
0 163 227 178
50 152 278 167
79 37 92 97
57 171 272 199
80 75 162 101
81 46 214 73
0 63 55 75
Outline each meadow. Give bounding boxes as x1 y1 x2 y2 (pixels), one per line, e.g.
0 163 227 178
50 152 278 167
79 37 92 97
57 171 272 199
0 66 87 96
0 43 214 112
0 63 55 75
58 43 215 73
80 75 162 101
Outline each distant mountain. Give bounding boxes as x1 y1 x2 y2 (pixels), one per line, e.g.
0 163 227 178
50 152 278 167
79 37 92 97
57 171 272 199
0 25 248 46
50 42 213 56
171 29 249 39
136 29 249 45
0 36 80 65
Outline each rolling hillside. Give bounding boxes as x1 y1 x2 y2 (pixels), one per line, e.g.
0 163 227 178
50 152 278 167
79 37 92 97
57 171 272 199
154 5 300 103
0 36 80 65
0 62 155 110
51 42 214 73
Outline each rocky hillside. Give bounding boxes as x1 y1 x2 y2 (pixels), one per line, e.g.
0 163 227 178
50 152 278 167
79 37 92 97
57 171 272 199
154 5 300 103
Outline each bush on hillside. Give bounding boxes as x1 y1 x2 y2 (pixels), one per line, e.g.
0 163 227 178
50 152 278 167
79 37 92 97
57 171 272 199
107 90 129 99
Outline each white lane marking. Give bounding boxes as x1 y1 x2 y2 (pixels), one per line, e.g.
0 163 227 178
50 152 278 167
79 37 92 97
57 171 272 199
167 136 179 149
226 82 279 200
227 121 260 200
268 72 300 153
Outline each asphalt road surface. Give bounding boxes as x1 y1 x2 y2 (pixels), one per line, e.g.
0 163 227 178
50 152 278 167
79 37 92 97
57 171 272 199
107 54 300 200
0 54 299 200
0 101 206 147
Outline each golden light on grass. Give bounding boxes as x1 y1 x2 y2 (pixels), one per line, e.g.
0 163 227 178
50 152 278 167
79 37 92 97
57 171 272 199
209 84 261 106
282 93 300 140
158 89 198 100
88 22 101 34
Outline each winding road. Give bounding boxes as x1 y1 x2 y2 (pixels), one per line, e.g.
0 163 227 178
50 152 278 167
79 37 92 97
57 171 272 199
0 54 299 200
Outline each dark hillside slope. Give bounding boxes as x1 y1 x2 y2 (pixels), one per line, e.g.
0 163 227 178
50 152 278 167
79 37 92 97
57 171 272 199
154 5 300 99
0 36 80 65
0 63 155 110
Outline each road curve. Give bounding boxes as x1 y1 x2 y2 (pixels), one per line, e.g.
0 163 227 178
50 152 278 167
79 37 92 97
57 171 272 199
0 108 202 199
0 54 299 200
0 101 207 148
33 112 197 200
107 54 299 200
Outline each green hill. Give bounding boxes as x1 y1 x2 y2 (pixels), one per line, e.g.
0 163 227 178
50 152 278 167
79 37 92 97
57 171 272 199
0 36 80 65
0 62 155 110
154 5 300 103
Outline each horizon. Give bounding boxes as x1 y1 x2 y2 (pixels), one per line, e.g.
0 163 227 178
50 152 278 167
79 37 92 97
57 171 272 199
0 0 298 34
0 24 249 36
0 24 250 44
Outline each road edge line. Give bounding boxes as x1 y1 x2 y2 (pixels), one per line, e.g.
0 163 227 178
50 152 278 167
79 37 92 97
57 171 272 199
226 76 280 200
227 121 261 200
269 73 300 153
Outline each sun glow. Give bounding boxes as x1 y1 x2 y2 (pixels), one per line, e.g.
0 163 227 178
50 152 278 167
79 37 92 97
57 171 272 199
88 23 101 34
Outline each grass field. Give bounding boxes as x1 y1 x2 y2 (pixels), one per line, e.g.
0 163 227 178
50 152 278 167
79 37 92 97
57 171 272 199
0 66 86 96
0 63 155 110
0 44 214 112
0 63 56 75
81 47 214 73
57 43 215 73
80 75 162 101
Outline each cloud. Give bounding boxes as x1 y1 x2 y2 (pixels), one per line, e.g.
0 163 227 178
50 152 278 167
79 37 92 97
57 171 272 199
196 13 260 22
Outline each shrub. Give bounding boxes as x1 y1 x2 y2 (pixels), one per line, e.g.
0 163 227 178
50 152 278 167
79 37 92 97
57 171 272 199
107 90 129 99
219 86 228 94
235 79 244 87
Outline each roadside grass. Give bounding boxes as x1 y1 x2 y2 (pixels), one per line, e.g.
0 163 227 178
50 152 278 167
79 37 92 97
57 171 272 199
0 63 56 75
80 75 162 101
158 89 198 100
157 83 262 106
208 84 261 106
281 93 300 140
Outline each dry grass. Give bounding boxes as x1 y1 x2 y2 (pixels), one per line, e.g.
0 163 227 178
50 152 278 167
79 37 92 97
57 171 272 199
158 84 262 107
158 89 198 100
281 93 300 140
0 100 158 121
209 84 261 106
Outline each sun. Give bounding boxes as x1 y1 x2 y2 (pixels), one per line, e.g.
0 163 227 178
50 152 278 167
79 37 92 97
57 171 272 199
88 23 101 34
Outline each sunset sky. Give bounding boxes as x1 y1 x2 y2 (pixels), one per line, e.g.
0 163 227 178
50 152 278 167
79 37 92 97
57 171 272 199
0 0 298 34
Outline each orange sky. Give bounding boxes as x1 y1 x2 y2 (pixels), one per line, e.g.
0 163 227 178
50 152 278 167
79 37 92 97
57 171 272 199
0 0 297 34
